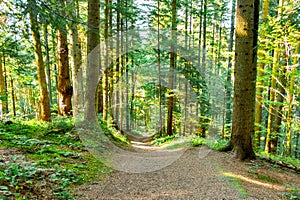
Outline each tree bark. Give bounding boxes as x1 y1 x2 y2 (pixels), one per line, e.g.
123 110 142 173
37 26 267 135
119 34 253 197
254 0 269 149
167 0 176 136
44 24 52 106
57 1 73 116
103 0 110 121
0 54 8 115
224 0 236 134
231 0 259 160
29 0 51 122
265 0 284 153
69 0 83 117
10 76 16 117
286 44 299 156
86 0 100 121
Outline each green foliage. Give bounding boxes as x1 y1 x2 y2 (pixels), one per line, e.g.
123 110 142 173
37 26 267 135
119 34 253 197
221 175 248 198
190 135 206 146
256 174 279 184
258 152 300 168
0 157 79 199
151 135 230 151
99 119 130 145
217 167 248 199
284 184 300 200
0 118 110 199
206 138 230 151
151 135 176 146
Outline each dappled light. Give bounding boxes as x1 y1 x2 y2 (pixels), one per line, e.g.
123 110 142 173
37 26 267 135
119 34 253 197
223 172 285 191
0 0 299 198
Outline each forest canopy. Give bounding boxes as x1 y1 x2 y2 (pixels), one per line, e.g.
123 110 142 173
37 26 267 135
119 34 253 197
0 0 299 159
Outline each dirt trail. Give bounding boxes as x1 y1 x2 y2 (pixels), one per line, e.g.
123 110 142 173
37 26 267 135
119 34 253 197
74 137 300 200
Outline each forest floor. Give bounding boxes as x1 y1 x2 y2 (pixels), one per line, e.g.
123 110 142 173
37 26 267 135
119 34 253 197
73 135 300 200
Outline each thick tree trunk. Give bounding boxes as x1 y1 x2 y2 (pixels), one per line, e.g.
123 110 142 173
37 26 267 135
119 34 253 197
29 0 51 122
231 0 259 160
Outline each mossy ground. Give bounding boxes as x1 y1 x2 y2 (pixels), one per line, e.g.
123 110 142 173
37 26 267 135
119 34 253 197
0 117 111 199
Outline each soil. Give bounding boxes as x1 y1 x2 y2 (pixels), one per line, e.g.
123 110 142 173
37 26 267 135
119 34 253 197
73 136 300 200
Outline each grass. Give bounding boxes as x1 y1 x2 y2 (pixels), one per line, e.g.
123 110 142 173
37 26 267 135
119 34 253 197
0 117 112 199
152 134 230 151
257 152 300 169
222 175 248 199
256 174 279 183
216 165 248 199
284 184 300 200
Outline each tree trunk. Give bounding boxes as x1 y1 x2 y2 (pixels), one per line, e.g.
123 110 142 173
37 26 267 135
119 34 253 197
3 55 8 114
231 0 259 160
197 0 203 72
51 28 58 105
125 3 129 131
286 44 299 156
69 0 83 117
86 0 100 121
265 0 284 153
109 0 114 124
10 76 16 117
157 0 163 135
224 0 236 134
114 0 121 126
201 0 207 76
44 24 52 106
255 0 269 148
103 0 110 120
0 54 8 115
29 0 51 122
167 0 176 136
198 0 207 135
57 1 73 116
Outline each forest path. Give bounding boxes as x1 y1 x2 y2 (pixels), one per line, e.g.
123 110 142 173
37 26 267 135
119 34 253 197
74 144 300 199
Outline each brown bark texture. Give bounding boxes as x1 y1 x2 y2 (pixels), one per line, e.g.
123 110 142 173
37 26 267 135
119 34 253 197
231 0 259 160
29 0 51 122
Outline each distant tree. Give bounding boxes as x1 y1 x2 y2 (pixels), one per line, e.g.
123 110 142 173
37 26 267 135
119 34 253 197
0 54 8 115
102 0 110 120
254 0 270 148
85 0 100 121
28 0 51 122
57 0 73 116
224 0 236 136
264 0 285 154
166 0 177 136
68 0 83 117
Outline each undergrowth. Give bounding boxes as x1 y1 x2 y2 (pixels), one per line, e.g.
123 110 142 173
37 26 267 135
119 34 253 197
0 117 112 199
258 152 300 169
152 135 229 149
